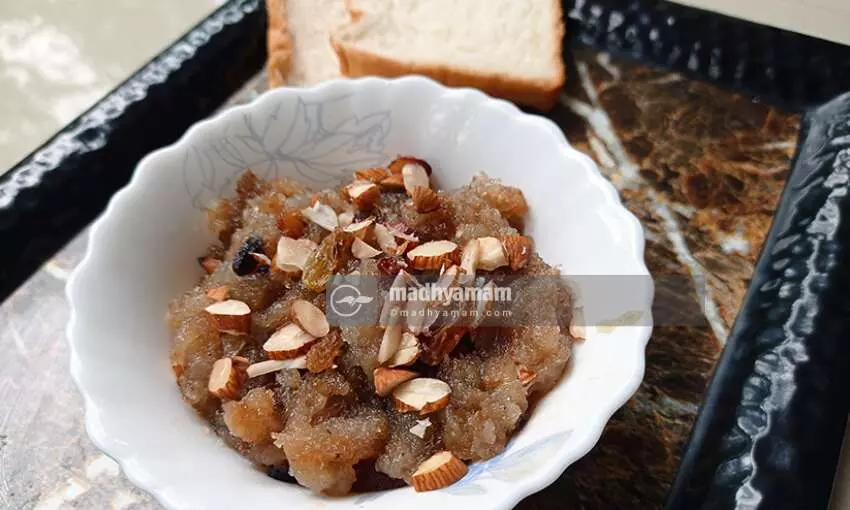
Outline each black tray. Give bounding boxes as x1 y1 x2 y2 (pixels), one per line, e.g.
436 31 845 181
2 0 849 508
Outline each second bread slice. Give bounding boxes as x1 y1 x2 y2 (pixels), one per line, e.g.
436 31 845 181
331 0 566 110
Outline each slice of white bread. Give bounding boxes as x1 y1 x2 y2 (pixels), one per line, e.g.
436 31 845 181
331 0 565 110
266 0 349 86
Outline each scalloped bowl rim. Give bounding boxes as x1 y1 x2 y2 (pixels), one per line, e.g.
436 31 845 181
66 76 653 510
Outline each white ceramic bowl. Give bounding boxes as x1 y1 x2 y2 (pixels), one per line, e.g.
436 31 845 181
66 76 653 510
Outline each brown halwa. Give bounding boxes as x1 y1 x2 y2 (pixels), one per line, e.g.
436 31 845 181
168 157 574 495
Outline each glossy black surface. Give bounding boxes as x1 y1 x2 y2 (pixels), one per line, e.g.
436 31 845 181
0 0 265 300
566 0 850 111
666 93 850 509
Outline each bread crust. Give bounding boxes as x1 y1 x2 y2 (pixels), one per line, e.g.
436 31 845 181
266 0 294 87
331 0 565 111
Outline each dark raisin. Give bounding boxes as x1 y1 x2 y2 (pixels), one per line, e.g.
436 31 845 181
267 464 297 483
376 256 405 276
232 234 266 276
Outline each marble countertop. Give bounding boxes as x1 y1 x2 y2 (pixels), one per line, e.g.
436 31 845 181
1 48 848 509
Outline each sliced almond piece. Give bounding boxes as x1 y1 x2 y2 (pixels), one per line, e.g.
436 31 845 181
208 357 248 400
301 202 338 231
352 237 382 259
411 186 440 213
250 252 272 271
338 211 355 227
407 241 460 270
277 211 306 238
434 265 460 298
389 156 432 175
205 299 251 335
476 236 508 271
385 222 420 243
290 299 330 337
354 166 390 183
374 223 399 253
274 237 318 274
389 332 420 367
342 217 374 236
402 163 430 195
459 239 480 277
421 326 467 365
411 451 468 492
391 378 451 415
373 367 418 396
205 286 229 302
409 418 432 439
502 235 533 270
246 357 307 378
346 181 381 210
199 256 221 274
263 323 318 360
405 299 428 335
379 173 405 191
518 367 537 389
378 324 403 364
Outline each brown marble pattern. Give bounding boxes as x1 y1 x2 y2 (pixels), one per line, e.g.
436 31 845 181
0 49 806 509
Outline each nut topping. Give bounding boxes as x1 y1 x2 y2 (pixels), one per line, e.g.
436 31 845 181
301 201 338 231
352 237 382 259
476 236 508 271
411 451 467 492
388 332 421 367
406 241 460 270
204 299 251 335
378 324 403 364
402 162 430 195
411 186 440 213
208 357 249 400
502 235 533 270
346 181 381 210
389 156 432 176
373 367 418 396
379 173 405 191
409 418 432 439
246 357 308 378
354 167 390 183
290 299 330 337
342 217 374 236
391 378 451 415
374 223 398 253
263 323 318 360
338 211 355 227
274 237 318 274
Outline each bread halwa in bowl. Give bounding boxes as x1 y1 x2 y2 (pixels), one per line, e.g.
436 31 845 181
67 77 651 510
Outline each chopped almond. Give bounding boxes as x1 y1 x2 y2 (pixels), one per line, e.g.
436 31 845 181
476 236 508 271
406 241 460 270
301 201 338 231
277 211 306 238
354 166 390 183
411 451 467 492
569 322 587 340
411 186 440 213
342 217 374 237
373 367 418 396
502 235 533 270
379 173 405 191
391 378 451 415
374 223 398 253
346 182 381 210
378 324 403 364
274 237 318 274
338 211 355 227
385 222 419 243
250 252 272 272
208 357 248 400
409 418 432 439
246 357 307 378
389 156 432 176
459 239 480 276
263 323 318 360
204 299 251 335
205 286 229 302
421 326 466 365
352 237 382 259
388 332 420 367
289 299 330 337
402 162 430 195
199 256 221 274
